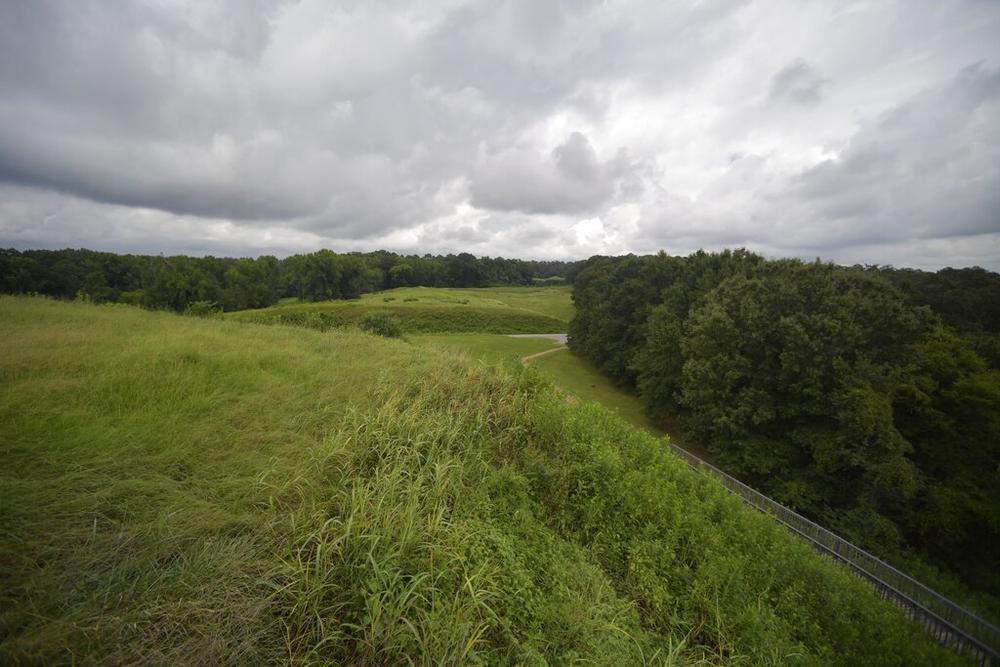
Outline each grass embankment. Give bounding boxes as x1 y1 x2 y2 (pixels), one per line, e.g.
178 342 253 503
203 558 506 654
230 286 572 334
413 334 561 368
1 297 961 665
414 335 673 442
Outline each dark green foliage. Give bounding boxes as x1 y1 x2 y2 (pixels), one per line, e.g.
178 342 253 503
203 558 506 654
358 311 403 338
183 300 222 317
0 248 583 314
570 251 1000 611
875 265 1000 371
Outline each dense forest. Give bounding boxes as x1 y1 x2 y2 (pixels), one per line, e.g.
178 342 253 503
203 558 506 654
0 248 581 312
569 250 1000 611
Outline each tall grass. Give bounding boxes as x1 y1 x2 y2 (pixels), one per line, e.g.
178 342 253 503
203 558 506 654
1 297 963 664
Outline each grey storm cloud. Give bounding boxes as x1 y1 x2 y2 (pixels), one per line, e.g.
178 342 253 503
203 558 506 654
0 0 998 268
769 60 830 106
783 63 1000 247
469 132 634 215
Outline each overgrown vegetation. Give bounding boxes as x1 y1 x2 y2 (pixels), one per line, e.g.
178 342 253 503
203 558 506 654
358 311 403 338
570 251 1000 618
0 297 960 664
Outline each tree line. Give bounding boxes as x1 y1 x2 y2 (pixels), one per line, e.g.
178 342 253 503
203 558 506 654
0 248 582 312
569 250 1000 605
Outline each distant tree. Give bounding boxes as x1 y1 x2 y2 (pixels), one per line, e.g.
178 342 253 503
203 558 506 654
223 256 279 310
388 263 414 287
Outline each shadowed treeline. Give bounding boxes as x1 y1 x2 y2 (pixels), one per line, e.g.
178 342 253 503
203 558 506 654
569 250 1000 621
0 248 582 313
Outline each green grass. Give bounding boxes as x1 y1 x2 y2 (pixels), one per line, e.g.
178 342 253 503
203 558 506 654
229 286 573 334
371 285 576 323
411 335 664 435
413 334 715 458
0 297 434 664
0 297 963 665
530 348 664 434
411 334 561 368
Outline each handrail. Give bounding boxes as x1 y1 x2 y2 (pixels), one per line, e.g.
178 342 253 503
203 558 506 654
668 444 999 665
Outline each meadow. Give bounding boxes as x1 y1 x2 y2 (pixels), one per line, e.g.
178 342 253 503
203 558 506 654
228 285 572 334
0 295 965 664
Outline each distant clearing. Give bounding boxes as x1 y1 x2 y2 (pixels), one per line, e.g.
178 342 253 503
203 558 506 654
229 285 572 334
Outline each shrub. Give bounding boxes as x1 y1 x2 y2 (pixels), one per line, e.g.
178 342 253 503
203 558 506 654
358 311 402 338
403 297 418 302
184 300 222 317
382 297 396 302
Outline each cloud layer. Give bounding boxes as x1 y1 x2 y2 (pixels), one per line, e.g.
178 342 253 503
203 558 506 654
1 0 998 268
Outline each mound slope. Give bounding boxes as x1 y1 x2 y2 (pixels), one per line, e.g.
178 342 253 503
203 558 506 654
0 297 957 664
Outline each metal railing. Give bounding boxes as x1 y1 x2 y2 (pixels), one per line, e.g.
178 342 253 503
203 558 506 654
668 444 1000 665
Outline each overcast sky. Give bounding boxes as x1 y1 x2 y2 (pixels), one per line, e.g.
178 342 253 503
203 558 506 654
1 0 998 268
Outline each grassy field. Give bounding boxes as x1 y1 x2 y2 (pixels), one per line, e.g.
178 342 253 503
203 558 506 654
229 286 573 334
0 297 962 665
529 348 663 435
412 333 561 368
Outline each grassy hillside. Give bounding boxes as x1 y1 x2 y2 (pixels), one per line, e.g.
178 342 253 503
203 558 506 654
229 286 572 334
413 333 561 367
0 297 962 665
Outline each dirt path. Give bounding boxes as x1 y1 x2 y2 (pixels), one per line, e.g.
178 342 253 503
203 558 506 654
520 345 566 367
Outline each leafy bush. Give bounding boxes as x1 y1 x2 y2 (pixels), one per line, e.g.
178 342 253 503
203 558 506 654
358 311 402 338
382 296 396 302
183 300 221 317
403 297 419 302
229 303 567 335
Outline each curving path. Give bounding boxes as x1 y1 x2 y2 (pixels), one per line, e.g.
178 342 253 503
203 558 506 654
519 345 566 367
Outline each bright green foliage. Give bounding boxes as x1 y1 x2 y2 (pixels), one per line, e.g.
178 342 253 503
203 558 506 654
0 297 961 664
358 311 403 338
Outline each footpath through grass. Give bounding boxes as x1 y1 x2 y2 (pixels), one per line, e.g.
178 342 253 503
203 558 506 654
412 333 561 368
0 297 963 665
